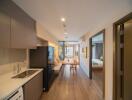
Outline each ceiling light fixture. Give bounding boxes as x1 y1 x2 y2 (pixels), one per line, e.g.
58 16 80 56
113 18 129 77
61 17 68 37
61 18 66 22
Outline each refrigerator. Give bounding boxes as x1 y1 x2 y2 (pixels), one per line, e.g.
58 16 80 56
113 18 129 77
29 46 54 91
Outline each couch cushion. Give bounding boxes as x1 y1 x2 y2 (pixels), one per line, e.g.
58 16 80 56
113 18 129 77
53 63 62 71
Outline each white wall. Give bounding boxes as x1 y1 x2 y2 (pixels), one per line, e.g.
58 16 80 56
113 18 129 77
36 22 58 44
80 10 132 100
36 22 59 59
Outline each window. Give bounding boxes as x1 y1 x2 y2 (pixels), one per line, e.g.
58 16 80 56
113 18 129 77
65 46 74 58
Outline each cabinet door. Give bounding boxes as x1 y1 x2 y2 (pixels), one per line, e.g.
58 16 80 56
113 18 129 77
23 72 43 100
124 20 132 100
10 3 37 48
0 0 37 48
0 9 10 48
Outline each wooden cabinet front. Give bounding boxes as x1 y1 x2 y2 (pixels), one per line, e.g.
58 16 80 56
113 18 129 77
0 9 10 48
23 71 43 100
0 0 37 48
10 4 37 48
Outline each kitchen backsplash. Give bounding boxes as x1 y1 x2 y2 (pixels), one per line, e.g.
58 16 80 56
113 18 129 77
0 48 28 75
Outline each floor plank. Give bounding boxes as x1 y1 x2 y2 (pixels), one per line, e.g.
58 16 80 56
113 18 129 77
41 65 103 100
92 69 103 94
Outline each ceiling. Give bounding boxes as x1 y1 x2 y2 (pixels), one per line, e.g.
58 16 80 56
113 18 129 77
12 0 132 41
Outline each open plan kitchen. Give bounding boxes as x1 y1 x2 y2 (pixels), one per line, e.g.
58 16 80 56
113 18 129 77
0 0 132 100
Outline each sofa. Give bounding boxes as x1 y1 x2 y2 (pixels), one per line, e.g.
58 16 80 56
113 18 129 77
53 58 63 74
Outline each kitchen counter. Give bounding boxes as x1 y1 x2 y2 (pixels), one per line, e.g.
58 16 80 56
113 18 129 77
0 68 43 100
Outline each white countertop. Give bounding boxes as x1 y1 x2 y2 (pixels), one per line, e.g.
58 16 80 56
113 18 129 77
0 68 43 100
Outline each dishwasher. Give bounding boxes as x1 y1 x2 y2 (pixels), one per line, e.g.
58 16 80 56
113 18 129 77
5 87 24 100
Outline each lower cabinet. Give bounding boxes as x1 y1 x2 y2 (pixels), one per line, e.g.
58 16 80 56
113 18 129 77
23 71 43 100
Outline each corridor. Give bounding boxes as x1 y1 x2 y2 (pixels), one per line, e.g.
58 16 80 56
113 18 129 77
41 65 103 100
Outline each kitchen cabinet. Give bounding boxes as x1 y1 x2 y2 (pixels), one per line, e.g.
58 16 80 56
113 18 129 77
23 71 43 100
0 10 10 48
10 3 37 48
0 0 37 48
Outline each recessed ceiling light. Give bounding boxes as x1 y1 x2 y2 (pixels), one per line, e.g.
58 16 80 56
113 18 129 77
61 18 66 22
64 32 68 35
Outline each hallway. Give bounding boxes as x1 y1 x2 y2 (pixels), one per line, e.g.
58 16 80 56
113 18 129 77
41 65 103 100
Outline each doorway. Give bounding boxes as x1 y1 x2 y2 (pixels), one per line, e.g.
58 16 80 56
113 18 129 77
89 30 105 98
113 13 132 100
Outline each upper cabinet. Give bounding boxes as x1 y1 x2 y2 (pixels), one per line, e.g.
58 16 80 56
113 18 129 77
10 2 37 48
0 9 10 48
0 0 37 48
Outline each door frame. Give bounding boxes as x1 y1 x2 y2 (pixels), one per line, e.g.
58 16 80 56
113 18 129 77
89 29 105 98
113 12 132 100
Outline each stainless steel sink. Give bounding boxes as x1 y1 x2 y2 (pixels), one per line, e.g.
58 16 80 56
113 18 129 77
12 70 38 78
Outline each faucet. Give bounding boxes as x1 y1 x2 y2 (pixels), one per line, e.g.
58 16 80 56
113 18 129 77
16 64 21 74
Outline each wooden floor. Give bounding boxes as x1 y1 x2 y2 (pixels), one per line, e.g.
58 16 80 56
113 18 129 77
92 69 103 92
41 65 103 100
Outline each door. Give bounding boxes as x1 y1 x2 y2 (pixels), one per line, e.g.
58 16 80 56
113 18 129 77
113 13 132 100
116 24 124 100
89 30 105 98
124 19 132 100
116 18 132 100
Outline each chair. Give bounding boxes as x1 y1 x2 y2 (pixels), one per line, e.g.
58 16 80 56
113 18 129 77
70 59 77 70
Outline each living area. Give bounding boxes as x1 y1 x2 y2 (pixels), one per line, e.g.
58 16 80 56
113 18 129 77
54 41 80 76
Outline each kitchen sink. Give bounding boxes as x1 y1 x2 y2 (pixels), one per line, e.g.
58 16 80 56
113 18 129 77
12 70 38 78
